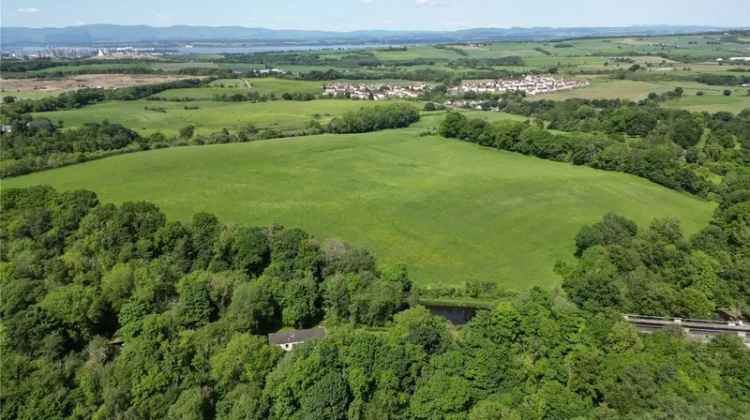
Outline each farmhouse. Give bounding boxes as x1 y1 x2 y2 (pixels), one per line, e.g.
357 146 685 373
449 75 589 96
268 327 326 351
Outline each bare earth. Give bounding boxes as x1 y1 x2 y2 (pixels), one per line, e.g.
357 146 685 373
0 74 201 95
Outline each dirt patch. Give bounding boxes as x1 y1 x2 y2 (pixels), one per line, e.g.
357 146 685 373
0 74 203 95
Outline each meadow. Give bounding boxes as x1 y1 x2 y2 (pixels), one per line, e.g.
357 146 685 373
663 88 750 113
152 78 327 100
532 78 674 101
531 77 748 109
4 121 715 290
32 99 401 135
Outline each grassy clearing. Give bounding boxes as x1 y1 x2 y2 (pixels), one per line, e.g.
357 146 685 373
33 99 408 135
4 124 715 291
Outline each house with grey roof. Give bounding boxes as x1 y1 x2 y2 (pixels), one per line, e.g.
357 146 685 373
268 327 326 351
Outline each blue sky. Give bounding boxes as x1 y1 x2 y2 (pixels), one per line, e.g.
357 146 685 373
2 0 749 30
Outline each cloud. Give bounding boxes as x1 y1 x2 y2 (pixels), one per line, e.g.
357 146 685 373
415 0 449 7
361 0 374 3
17 7 39 13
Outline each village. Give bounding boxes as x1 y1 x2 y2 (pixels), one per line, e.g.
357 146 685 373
321 75 589 101
322 82 429 100
449 75 590 96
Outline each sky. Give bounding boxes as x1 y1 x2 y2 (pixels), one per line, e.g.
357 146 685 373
2 0 749 31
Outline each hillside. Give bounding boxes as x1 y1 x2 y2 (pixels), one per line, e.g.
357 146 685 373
31 99 401 136
3 123 715 290
1 24 732 46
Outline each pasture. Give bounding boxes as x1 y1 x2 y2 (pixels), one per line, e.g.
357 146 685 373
32 99 402 135
533 78 673 101
4 123 715 291
664 89 750 113
153 78 327 100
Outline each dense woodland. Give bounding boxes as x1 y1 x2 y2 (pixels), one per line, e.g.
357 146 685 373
562 172 750 319
439 98 750 197
2 183 749 419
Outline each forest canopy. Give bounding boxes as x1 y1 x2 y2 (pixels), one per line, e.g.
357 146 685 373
2 183 749 419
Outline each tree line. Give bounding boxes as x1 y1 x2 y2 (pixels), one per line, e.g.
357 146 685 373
0 103 421 177
327 103 420 134
1 78 208 114
1 60 235 80
2 185 748 419
562 171 750 319
437 110 738 197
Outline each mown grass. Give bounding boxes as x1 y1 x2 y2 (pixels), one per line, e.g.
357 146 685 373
32 99 405 135
5 123 715 291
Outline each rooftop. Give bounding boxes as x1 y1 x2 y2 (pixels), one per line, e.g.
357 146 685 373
268 327 326 345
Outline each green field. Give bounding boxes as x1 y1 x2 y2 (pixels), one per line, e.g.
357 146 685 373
530 77 748 105
27 62 155 75
4 122 715 290
153 78 327 100
33 99 403 135
534 78 673 101
0 89 63 100
664 89 750 113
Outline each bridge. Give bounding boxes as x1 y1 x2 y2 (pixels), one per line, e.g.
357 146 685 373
624 314 750 348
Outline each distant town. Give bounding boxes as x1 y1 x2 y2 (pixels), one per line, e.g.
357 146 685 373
449 75 590 96
321 75 590 101
322 82 429 100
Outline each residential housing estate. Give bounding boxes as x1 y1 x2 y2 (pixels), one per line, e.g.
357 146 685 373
322 82 428 100
449 75 589 96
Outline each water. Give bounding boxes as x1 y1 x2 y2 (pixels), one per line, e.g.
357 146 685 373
426 304 482 325
175 43 397 54
3 43 401 56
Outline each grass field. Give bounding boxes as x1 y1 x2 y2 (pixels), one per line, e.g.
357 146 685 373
4 122 715 290
532 77 747 104
33 99 403 135
533 78 671 101
0 90 62 100
27 63 155 75
664 89 750 113
153 78 328 100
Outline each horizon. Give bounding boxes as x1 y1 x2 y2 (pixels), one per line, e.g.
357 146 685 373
3 23 746 31
2 0 749 31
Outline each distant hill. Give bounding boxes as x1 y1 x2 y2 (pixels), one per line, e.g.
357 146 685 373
0 24 738 47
